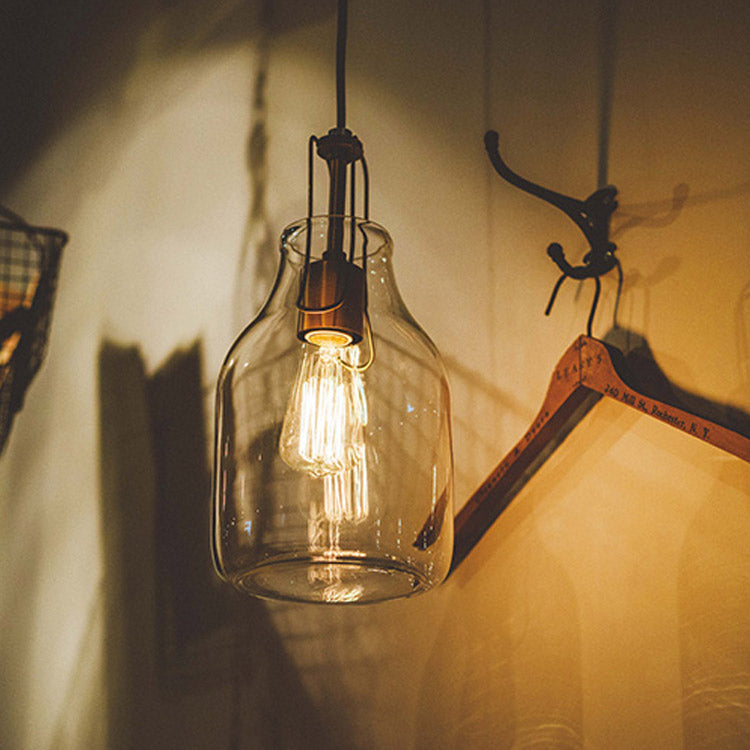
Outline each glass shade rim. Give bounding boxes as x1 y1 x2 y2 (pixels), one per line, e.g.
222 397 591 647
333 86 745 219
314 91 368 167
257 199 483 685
224 551 442 604
280 215 393 263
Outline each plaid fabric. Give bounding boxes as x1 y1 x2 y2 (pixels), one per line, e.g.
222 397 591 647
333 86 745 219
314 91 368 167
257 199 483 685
0 215 66 453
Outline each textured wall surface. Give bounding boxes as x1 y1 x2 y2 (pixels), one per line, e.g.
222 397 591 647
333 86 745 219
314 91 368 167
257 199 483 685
1 1 748 748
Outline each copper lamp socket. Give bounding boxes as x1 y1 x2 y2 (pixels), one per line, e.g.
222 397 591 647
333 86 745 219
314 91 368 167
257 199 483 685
297 257 365 346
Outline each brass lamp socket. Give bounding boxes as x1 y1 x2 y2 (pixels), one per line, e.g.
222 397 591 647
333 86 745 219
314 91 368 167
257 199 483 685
297 257 365 346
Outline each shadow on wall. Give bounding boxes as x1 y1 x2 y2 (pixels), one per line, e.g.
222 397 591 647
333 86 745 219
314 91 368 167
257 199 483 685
0 0 338 192
233 0 276 330
678 453 750 748
603 327 750 439
677 279 750 747
98 340 341 750
418 519 584 748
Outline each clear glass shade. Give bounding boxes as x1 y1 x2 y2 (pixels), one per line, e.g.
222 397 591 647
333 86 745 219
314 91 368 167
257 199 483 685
213 217 454 604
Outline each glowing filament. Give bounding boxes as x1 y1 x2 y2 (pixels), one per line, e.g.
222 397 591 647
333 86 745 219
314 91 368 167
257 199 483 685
280 343 369 521
323 449 369 521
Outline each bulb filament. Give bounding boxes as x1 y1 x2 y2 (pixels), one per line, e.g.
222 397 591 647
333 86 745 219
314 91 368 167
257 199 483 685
280 342 369 523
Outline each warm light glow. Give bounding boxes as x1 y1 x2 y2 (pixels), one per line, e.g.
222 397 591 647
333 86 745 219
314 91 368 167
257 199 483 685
305 329 353 347
323 449 369 521
280 341 369 521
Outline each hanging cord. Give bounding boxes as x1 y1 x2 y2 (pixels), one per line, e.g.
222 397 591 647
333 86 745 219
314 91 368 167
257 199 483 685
336 0 348 129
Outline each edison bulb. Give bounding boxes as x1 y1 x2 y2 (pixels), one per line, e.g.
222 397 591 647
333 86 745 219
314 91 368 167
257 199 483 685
279 338 369 521
213 216 454 604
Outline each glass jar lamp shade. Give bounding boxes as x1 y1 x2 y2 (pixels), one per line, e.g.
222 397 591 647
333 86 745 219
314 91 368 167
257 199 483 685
213 217 454 604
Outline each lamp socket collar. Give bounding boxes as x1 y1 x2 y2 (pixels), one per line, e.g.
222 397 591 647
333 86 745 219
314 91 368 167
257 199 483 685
316 128 363 164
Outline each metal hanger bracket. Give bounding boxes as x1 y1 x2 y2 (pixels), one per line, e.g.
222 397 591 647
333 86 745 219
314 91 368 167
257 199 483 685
484 130 621 336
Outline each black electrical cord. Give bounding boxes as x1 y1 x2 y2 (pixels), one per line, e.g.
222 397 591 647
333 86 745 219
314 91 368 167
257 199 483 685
336 0 347 129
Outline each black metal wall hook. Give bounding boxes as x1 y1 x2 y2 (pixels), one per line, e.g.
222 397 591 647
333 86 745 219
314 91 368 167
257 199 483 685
484 130 621 336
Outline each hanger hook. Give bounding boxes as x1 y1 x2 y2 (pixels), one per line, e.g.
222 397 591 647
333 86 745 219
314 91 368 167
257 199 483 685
484 130 621 337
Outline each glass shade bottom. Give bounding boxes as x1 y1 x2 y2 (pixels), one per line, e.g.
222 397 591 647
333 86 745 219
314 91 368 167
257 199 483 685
231 554 429 605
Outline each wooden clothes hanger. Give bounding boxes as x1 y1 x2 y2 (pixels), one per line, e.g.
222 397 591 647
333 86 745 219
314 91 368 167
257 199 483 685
448 334 750 571
414 132 750 572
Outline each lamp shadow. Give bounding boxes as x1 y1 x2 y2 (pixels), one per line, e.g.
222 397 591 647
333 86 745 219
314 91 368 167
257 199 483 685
98 339 339 749
0 0 338 194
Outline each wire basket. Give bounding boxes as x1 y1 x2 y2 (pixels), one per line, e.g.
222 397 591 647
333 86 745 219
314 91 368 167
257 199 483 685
0 210 67 453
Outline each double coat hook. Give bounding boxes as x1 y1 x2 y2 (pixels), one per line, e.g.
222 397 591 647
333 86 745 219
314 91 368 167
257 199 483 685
484 130 621 337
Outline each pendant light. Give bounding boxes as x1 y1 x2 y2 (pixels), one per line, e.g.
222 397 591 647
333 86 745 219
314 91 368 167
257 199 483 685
212 0 454 604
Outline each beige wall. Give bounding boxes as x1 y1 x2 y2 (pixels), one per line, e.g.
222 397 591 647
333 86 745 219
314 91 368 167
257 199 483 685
1 1 748 748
